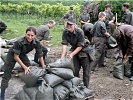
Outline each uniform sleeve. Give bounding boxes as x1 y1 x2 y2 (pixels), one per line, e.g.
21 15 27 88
35 42 43 58
77 30 85 47
61 31 68 45
101 23 107 35
12 41 21 55
126 36 133 56
43 30 50 40
125 13 132 24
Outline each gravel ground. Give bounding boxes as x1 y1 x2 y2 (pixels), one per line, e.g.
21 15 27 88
0 46 133 100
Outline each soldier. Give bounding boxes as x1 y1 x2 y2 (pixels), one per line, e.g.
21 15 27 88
0 26 46 100
60 18 91 88
113 24 133 81
104 4 115 34
90 12 110 71
35 20 56 65
79 8 90 28
121 3 133 25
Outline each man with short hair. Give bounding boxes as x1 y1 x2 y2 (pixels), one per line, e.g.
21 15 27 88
104 4 115 34
90 12 110 71
122 3 133 25
34 20 56 65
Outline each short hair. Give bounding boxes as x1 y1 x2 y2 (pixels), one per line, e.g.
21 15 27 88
48 20 56 25
105 4 112 9
98 12 106 18
123 3 130 9
26 26 36 35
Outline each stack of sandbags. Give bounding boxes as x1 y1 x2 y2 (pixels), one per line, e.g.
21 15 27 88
15 57 94 100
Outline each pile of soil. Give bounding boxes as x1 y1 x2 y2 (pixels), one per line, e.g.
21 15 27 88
1 46 133 100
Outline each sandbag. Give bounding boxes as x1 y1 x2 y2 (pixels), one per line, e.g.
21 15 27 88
62 77 83 89
69 86 85 99
113 64 124 80
44 73 64 87
124 60 131 78
14 90 30 100
82 44 96 61
36 80 54 100
50 68 74 80
53 84 70 100
113 57 124 80
71 77 83 87
23 86 38 100
62 80 73 89
106 35 117 49
19 66 46 87
49 57 74 71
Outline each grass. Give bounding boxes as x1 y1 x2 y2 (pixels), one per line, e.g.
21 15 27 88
0 13 64 46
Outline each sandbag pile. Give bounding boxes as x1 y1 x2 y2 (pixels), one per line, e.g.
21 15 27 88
15 58 94 100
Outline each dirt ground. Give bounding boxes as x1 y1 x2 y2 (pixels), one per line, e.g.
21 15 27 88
1 46 133 100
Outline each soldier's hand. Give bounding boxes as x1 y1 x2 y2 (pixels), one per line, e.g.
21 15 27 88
66 53 73 59
24 67 30 74
123 55 128 64
42 65 46 70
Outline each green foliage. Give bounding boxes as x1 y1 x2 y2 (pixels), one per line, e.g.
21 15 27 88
1 0 133 45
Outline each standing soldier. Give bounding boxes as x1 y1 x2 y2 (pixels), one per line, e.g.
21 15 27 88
121 3 133 25
90 12 110 71
79 8 90 28
104 4 115 34
60 18 92 88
